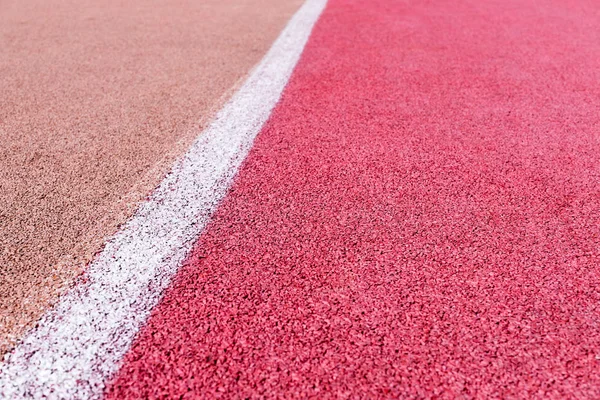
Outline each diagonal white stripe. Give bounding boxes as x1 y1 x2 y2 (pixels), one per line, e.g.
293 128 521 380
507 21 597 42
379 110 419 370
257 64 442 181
0 0 326 398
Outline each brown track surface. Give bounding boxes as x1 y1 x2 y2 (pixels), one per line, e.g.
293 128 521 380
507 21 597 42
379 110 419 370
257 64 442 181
0 0 302 356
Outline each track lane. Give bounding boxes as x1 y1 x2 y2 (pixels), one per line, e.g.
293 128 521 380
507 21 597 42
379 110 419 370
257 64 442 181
107 0 600 397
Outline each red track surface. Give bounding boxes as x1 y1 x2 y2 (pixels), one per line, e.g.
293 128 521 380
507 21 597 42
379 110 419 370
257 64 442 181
107 0 600 397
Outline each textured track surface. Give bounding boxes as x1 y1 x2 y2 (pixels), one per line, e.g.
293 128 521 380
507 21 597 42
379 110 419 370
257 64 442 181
106 0 600 397
0 0 302 355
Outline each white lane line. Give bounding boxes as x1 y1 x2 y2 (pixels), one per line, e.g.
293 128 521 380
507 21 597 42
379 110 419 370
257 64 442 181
0 0 326 398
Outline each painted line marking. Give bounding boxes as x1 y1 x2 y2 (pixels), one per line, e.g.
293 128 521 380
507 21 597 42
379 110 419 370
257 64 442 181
0 0 326 398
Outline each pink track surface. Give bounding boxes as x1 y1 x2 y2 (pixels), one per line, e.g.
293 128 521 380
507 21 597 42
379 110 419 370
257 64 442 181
107 0 600 397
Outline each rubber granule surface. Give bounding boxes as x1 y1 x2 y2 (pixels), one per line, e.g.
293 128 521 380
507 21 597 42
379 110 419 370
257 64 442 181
107 0 600 398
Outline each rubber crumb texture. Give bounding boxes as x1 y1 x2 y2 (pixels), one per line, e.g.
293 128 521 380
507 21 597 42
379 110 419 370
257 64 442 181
0 0 302 356
107 0 600 398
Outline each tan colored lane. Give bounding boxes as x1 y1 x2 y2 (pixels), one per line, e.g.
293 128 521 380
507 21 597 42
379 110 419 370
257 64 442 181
0 0 303 355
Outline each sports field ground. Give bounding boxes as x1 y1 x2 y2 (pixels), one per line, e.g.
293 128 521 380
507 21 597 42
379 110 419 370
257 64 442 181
1 0 600 398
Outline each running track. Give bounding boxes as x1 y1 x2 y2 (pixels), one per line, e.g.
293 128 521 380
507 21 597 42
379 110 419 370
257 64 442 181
6 0 600 398
109 0 600 397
